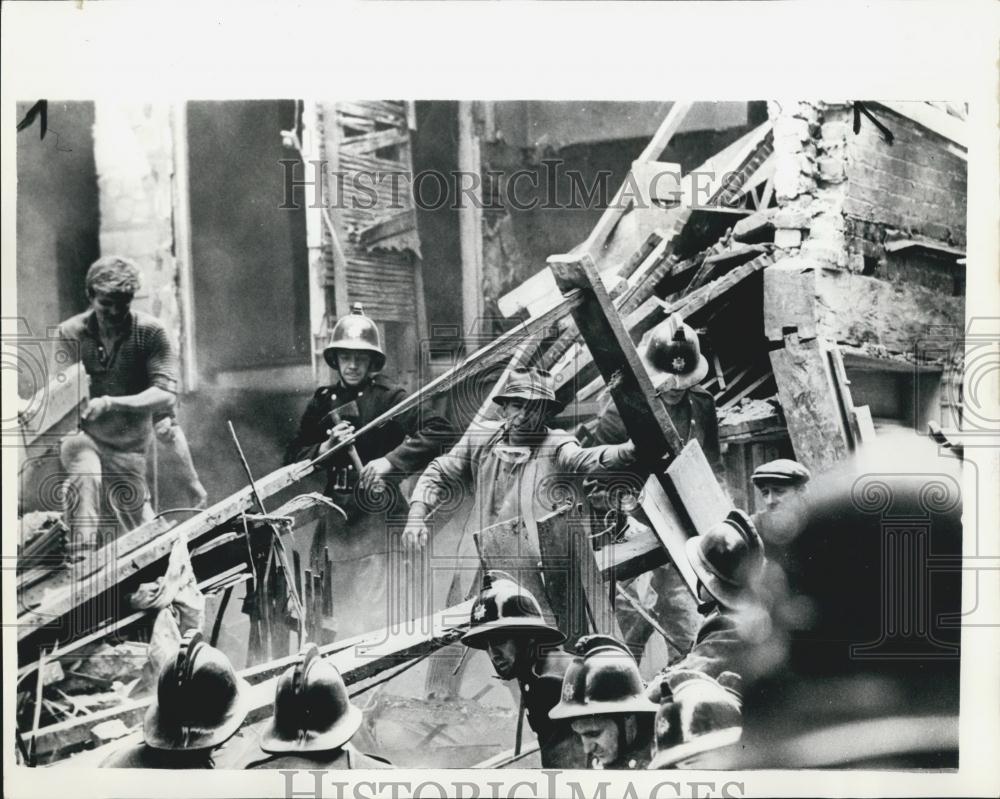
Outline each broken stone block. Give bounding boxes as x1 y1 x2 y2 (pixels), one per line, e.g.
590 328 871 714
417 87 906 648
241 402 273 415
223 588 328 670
775 228 803 249
818 156 847 183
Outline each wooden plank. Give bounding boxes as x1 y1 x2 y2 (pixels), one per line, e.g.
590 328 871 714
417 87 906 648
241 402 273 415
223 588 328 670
581 103 694 255
497 104 697 318
17 462 312 645
478 517 550 616
639 477 700 596
17 362 88 448
768 333 851 474
339 126 409 155
595 522 669 583
720 371 773 409
663 440 730 537
536 508 589 645
25 600 475 763
548 253 684 458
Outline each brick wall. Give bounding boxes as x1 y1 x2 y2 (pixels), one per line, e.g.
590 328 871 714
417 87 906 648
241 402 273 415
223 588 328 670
844 105 967 248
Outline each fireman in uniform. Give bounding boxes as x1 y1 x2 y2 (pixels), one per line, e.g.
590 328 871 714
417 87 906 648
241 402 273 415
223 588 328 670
246 643 392 769
102 630 250 768
285 303 453 640
460 571 584 768
550 636 660 770
581 315 718 666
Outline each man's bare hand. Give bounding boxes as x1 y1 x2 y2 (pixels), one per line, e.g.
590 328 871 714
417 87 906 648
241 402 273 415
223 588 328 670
154 416 176 442
359 456 393 493
82 396 113 422
319 421 355 455
401 518 429 553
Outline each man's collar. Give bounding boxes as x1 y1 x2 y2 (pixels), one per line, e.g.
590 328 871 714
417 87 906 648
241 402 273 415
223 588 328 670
83 309 134 338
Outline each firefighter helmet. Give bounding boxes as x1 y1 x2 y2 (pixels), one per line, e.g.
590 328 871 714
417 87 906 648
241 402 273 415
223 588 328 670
143 630 251 751
323 303 386 372
642 316 709 390
549 636 658 720
462 571 566 650
686 509 765 609
260 643 363 754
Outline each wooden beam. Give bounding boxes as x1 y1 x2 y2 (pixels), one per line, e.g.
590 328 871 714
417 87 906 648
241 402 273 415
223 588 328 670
498 104 698 318
547 253 738 598
548 252 684 458
458 101 485 354
768 333 851 474
595 522 669 583
17 462 312 646
325 104 351 318
582 102 695 255
17 363 88 449
24 600 475 763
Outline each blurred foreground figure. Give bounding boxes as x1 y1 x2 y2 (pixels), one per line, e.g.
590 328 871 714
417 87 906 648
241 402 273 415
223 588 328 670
461 572 583 768
653 438 962 769
551 636 659 769
246 644 391 769
647 510 764 763
102 630 249 768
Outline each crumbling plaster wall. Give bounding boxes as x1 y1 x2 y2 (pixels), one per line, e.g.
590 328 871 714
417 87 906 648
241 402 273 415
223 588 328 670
768 100 965 359
93 103 183 358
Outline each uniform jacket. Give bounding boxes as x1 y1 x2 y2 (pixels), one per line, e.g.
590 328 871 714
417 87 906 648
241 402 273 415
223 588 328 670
584 386 721 473
284 373 453 496
519 648 585 768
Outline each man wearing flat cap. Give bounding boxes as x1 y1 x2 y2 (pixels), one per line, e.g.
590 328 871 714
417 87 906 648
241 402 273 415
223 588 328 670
750 458 811 546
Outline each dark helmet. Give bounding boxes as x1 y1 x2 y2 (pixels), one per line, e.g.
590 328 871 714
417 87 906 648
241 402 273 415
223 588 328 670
461 571 566 650
260 643 363 754
143 630 251 751
492 367 559 409
685 509 765 609
642 316 709 390
323 303 386 372
549 636 658 720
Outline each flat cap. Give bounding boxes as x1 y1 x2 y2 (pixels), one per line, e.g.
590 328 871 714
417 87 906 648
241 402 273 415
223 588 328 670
751 459 811 486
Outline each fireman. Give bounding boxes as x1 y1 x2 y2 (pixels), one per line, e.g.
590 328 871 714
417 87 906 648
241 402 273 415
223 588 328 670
549 636 660 769
102 630 250 768
246 643 392 769
284 303 453 640
460 571 583 768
